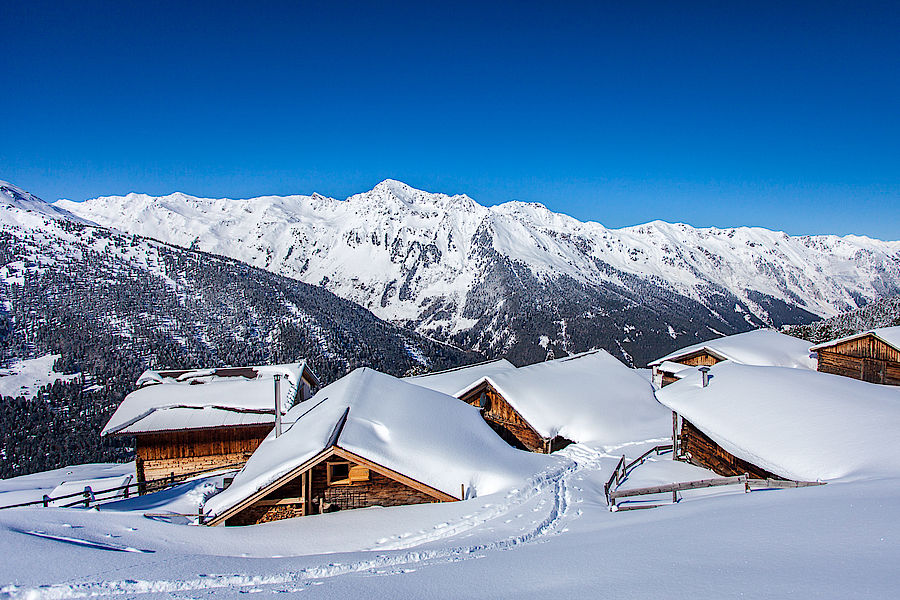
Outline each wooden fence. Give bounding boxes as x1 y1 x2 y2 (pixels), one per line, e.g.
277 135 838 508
608 473 824 511
0 462 244 513
603 444 673 504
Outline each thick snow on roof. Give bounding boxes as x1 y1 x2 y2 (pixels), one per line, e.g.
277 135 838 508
470 350 669 446
404 358 518 396
657 361 900 482
809 325 900 352
102 362 308 435
655 360 694 375
649 329 816 369
204 368 556 520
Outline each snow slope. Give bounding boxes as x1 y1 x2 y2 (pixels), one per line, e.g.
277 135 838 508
0 354 80 399
1 447 898 599
657 362 900 481
56 180 900 364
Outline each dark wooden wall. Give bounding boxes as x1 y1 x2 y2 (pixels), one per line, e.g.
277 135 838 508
136 425 271 482
225 454 441 526
459 383 551 452
816 336 900 386
679 418 783 480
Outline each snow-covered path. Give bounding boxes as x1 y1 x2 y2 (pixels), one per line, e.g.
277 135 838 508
2 447 898 599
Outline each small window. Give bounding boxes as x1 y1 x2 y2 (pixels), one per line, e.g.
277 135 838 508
327 462 351 485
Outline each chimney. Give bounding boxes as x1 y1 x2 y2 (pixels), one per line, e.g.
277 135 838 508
274 374 282 437
699 366 710 388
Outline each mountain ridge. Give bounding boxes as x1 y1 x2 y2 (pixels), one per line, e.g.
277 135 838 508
55 179 900 365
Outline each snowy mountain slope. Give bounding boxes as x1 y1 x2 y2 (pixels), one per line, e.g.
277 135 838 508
0 180 92 224
0 183 472 477
57 180 900 366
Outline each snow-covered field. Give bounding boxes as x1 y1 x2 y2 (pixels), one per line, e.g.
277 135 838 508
0 355 80 400
1 441 897 599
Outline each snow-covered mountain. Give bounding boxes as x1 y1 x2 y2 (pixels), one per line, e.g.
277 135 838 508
1 180 92 223
0 182 473 476
57 180 900 366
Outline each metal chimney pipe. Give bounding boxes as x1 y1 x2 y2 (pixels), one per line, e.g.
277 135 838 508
274 374 282 437
699 366 710 388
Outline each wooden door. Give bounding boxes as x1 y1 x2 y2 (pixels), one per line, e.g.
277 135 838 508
862 359 885 384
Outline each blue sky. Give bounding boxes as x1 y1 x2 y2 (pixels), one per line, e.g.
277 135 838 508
3 1 898 238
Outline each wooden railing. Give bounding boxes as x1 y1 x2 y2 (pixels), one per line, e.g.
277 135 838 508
603 444 673 504
608 473 824 511
0 462 245 511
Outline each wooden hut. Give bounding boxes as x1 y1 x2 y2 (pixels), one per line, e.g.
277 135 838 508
203 368 549 526
657 361 900 483
101 362 319 489
413 350 667 454
649 329 816 387
810 327 900 386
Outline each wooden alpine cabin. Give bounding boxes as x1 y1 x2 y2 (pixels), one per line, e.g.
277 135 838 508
410 350 667 454
810 326 900 386
655 360 900 483
203 368 547 526
649 329 816 388
101 362 319 490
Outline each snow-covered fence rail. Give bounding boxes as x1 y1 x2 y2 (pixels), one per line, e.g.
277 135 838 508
0 462 245 510
603 444 673 504
609 474 825 511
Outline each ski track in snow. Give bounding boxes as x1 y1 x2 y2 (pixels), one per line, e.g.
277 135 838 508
1 446 611 599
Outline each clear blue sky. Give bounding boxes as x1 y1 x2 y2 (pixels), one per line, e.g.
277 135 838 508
3 1 898 238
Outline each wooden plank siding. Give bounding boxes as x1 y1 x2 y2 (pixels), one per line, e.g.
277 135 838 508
677 351 723 367
220 447 454 526
815 335 900 386
458 381 572 453
678 418 784 480
135 425 271 484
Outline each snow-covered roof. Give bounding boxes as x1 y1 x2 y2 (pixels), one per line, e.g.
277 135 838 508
809 326 900 353
460 350 669 446
204 368 556 520
404 358 518 396
649 329 816 370
657 361 900 482
654 360 695 375
102 362 314 436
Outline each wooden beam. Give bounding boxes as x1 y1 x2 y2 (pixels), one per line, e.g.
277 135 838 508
610 475 747 499
255 497 305 506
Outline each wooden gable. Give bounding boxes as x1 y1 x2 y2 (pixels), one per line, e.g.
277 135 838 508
672 349 725 367
815 334 900 386
458 381 572 454
207 445 456 526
